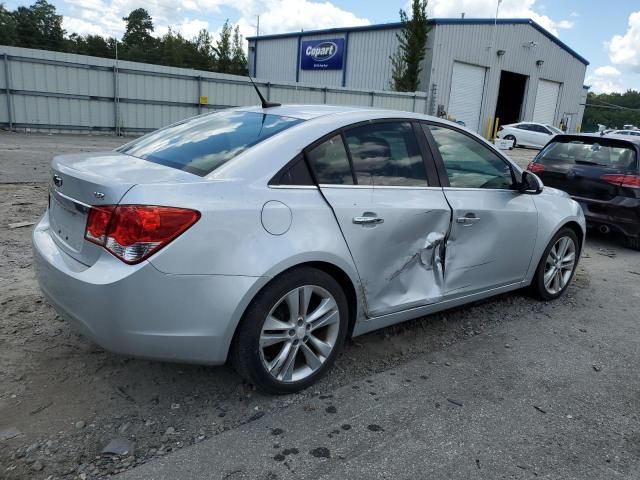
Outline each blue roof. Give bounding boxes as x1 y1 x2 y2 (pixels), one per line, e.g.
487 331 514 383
247 18 589 66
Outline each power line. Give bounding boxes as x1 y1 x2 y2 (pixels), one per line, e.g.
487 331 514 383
583 103 640 112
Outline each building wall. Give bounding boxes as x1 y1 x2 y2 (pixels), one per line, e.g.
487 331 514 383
0 46 428 133
427 23 588 134
250 21 588 133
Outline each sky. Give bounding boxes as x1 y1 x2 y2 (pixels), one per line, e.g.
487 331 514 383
4 0 640 93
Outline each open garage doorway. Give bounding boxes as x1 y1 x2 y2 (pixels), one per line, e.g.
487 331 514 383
494 71 528 127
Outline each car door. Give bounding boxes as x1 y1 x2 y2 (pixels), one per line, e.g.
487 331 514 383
531 124 554 148
515 124 535 147
305 121 452 317
423 123 538 298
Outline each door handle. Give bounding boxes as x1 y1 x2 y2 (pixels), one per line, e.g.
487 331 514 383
353 216 384 225
456 215 480 226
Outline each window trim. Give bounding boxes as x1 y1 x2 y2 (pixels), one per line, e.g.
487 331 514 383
421 121 519 190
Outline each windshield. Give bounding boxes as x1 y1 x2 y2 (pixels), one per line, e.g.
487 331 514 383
538 139 637 171
546 125 563 134
119 111 303 176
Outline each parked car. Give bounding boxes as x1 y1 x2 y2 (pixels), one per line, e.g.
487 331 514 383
33 105 585 393
497 122 562 148
527 134 639 250
605 129 640 137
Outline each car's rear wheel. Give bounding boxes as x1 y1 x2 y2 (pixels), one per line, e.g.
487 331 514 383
531 228 579 300
231 267 348 394
504 134 517 148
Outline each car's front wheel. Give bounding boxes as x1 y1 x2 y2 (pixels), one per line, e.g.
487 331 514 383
531 227 580 300
231 267 348 394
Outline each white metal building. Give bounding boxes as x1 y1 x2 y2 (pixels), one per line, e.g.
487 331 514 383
248 19 589 134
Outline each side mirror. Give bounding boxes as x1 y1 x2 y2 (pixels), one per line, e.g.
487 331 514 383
519 171 543 195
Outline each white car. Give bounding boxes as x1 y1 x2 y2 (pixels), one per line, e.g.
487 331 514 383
497 122 563 149
606 129 640 137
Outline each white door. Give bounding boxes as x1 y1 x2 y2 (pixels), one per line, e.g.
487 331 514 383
448 62 486 132
533 80 561 125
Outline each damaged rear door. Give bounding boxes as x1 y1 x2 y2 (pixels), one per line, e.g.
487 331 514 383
305 121 451 317
424 123 538 297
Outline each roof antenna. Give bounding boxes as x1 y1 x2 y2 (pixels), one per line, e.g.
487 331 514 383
248 76 281 108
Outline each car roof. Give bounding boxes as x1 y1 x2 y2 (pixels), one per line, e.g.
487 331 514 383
233 104 387 120
550 133 640 146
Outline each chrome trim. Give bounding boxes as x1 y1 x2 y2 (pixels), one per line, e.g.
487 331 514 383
50 188 92 213
319 184 441 190
268 185 318 190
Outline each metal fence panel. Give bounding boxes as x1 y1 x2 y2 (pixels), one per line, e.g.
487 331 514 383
0 45 428 134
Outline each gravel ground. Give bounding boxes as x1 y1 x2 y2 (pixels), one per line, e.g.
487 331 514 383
0 133 632 479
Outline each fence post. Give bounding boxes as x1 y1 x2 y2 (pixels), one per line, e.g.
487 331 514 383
267 82 271 101
113 64 120 136
370 91 375 107
197 76 202 115
429 84 437 116
323 87 327 104
412 93 417 112
3 53 13 131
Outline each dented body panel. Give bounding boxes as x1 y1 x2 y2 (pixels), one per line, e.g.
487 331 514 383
318 185 451 317
440 188 538 298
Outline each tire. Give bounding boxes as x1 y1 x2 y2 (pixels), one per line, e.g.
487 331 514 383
626 235 640 251
231 267 348 394
530 227 580 301
504 134 517 148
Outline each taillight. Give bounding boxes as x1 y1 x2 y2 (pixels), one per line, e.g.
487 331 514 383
600 174 640 188
498 126 503 132
84 205 200 264
527 162 545 173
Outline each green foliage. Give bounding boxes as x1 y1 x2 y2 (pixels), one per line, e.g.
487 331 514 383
0 3 248 75
390 0 431 92
0 4 17 46
9 0 64 50
231 25 248 75
582 90 640 132
215 20 232 73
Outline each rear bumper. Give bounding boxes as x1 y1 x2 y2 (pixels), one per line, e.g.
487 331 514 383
573 195 640 238
33 212 264 365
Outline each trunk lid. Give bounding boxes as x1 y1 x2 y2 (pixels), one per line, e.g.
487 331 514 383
48 151 201 265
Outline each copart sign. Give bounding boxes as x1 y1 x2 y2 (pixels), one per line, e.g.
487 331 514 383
300 38 344 70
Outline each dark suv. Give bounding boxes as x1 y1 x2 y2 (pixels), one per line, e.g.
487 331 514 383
527 134 640 250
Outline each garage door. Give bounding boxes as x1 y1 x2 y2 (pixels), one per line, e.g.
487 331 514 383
448 62 486 132
532 80 561 125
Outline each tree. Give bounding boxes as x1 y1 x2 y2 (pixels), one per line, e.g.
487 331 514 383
194 28 216 71
230 25 248 75
582 90 640 132
390 0 431 92
13 0 64 50
215 20 232 73
0 4 17 45
121 8 157 62
122 8 154 46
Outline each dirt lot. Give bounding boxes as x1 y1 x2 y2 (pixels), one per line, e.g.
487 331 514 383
0 133 634 479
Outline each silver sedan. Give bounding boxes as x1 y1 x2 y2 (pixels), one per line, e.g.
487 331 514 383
33 105 585 393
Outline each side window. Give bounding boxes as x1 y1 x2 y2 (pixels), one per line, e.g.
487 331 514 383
306 135 354 185
272 155 314 186
516 124 530 131
428 125 514 190
533 125 550 134
344 122 429 186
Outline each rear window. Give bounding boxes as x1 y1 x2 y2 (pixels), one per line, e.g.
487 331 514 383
119 111 303 176
538 138 637 172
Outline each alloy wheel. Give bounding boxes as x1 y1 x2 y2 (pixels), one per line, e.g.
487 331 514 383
259 285 340 383
543 236 576 295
